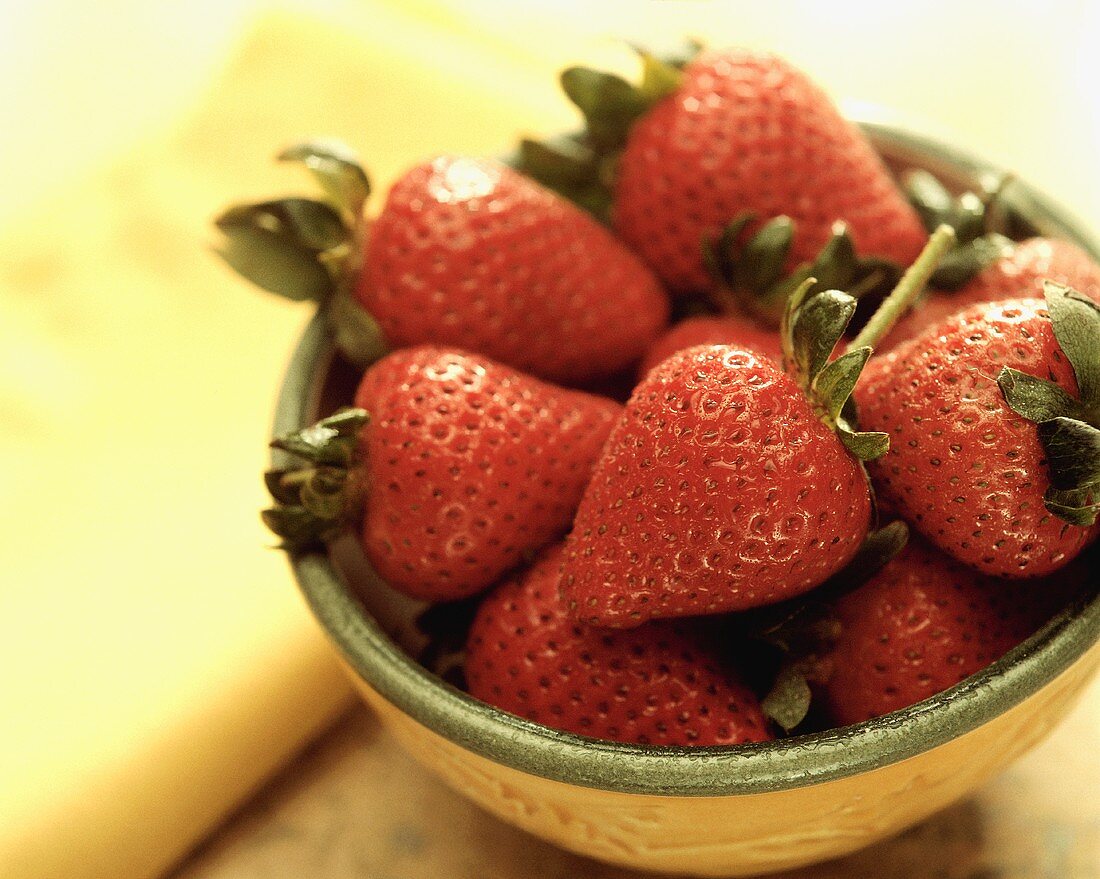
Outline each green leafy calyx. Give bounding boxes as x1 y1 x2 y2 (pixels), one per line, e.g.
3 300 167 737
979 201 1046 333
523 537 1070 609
263 408 369 550
704 216 902 328
904 169 1034 290
997 281 1100 525
779 279 888 460
214 140 387 368
511 42 701 220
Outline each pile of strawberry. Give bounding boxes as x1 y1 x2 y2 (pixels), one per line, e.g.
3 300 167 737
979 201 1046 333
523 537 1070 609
219 44 1100 745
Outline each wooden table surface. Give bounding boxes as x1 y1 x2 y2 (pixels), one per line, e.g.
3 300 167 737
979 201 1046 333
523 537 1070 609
172 675 1100 879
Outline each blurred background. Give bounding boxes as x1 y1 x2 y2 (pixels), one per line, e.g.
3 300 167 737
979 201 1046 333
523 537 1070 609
6 0 1100 226
2 1 1098 878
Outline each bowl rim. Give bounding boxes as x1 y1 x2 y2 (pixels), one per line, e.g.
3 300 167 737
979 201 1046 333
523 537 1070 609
275 112 1100 797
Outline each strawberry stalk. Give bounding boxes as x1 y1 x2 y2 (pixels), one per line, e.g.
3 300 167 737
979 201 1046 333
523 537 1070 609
775 226 953 460
262 408 369 549
846 224 958 352
213 141 387 368
997 281 1100 525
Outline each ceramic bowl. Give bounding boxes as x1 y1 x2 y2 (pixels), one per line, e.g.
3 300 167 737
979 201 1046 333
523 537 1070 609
272 114 1100 877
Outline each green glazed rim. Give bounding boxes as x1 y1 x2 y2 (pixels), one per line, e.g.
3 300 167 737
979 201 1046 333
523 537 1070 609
274 113 1100 797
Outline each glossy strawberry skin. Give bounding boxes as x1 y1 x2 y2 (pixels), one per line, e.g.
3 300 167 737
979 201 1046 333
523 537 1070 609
562 345 873 628
353 347 621 601
881 237 1100 351
358 156 670 384
613 49 926 294
638 315 783 378
855 299 1097 578
466 545 772 746
822 539 1062 726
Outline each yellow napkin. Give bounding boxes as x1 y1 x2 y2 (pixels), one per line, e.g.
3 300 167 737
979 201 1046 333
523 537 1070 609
0 7 577 878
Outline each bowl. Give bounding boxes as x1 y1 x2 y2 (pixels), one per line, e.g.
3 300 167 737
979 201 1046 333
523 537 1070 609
271 114 1100 877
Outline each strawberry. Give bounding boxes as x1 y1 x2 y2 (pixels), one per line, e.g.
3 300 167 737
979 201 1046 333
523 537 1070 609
854 283 1100 578
820 538 1070 726
465 544 772 745
520 48 926 295
616 49 927 292
263 347 621 601
360 156 670 383
880 236 1100 351
638 314 783 378
560 229 956 627
216 143 670 384
561 341 874 627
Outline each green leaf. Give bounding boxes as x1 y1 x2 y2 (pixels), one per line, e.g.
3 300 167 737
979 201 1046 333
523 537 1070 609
1000 198 1043 241
260 505 329 549
812 347 872 423
905 169 954 232
929 233 1013 291
327 288 390 369
299 467 351 520
848 257 901 301
1036 417 1100 492
761 664 813 733
636 49 684 101
703 213 754 286
1044 487 1099 527
742 216 793 292
278 140 371 218
560 67 649 151
997 367 1083 423
979 173 1042 240
778 276 816 370
218 198 349 252
270 408 369 466
791 288 856 384
952 191 987 244
517 136 598 187
837 423 890 461
1044 281 1100 405
213 222 334 302
840 520 909 584
264 468 304 505
807 222 857 291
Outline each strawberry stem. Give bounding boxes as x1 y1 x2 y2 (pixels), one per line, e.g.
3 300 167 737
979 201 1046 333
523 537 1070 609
846 224 957 353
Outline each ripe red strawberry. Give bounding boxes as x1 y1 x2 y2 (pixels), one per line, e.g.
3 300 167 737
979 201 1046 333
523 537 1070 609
358 156 670 383
610 49 927 293
821 538 1068 725
880 237 1100 351
264 347 621 601
562 343 874 627
855 285 1100 578
216 144 670 384
638 314 783 378
465 544 772 745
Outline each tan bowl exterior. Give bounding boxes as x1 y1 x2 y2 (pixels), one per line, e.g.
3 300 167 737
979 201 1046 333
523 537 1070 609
348 643 1099 877
276 114 1100 878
